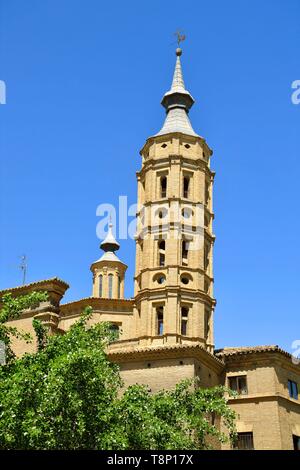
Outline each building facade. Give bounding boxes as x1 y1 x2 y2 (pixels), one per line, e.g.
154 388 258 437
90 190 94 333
2 47 300 450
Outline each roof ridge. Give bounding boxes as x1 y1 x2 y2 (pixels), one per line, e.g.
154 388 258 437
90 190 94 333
60 296 134 307
218 345 279 351
109 342 224 365
215 344 291 359
0 277 69 293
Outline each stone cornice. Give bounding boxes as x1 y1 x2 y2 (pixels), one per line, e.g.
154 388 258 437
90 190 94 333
90 259 128 271
139 133 213 157
135 225 215 244
108 342 224 373
0 278 69 319
134 265 214 281
134 286 216 306
216 345 291 360
216 346 300 375
60 296 134 317
136 223 205 239
0 277 69 296
227 392 300 407
11 304 60 320
137 198 205 208
137 155 214 178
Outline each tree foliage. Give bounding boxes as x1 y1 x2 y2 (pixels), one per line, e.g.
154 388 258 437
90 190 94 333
0 291 48 363
0 294 237 449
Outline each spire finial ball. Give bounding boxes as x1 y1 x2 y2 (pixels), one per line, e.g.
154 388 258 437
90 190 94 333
176 47 182 56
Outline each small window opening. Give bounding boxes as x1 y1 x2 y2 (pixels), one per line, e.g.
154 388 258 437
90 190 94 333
229 376 248 395
183 176 190 198
109 324 120 341
108 273 113 299
182 240 189 266
156 307 164 335
181 307 189 335
158 239 166 267
99 274 103 297
160 176 167 198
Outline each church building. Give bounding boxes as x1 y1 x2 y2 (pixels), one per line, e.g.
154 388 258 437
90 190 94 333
2 47 300 450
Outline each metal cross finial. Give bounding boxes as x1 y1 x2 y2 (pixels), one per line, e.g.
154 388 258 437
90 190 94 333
174 30 186 47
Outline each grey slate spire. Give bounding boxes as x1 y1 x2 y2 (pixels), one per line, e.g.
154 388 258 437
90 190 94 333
156 48 198 137
98 223 123 263
100 222 120 253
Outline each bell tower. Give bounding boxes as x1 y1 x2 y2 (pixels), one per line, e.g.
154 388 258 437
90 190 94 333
134 47 215 352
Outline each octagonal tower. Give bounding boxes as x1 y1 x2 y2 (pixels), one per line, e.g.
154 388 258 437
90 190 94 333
133 48 216 352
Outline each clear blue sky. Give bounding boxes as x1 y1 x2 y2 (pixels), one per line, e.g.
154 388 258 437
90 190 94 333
0 0 299 352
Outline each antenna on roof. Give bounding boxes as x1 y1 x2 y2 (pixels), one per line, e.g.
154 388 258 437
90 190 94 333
19 255 27 285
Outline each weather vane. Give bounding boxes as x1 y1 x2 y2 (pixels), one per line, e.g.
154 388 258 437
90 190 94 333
174 30 186 47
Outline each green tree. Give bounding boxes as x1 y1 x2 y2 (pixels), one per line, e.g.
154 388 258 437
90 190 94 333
0 296 237 449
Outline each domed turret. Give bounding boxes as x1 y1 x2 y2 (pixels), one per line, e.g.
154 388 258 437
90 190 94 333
90 223 127 299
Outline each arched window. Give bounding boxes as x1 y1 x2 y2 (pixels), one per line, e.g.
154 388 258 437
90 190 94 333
156 306 164 335
108 274 113 299
181 307 189 335
180 273 193 285
138 240 144 272
204 243 210 270
182 240 189 266
156 207 168 221
204 310 210 339
205 181 210 205
118 275 121 299
183 176 190 198
140 206 145 228
99 274 103 297
182 207 193 219
158 239 166 266
153 273 166 285
160 176 167 198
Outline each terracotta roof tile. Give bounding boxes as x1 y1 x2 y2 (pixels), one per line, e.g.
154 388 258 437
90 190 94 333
61 296 134 308
0 277 69 294
109 342 225 366
215 345 291 359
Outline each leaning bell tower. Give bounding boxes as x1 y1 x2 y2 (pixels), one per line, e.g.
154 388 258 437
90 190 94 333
133 46 216 353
